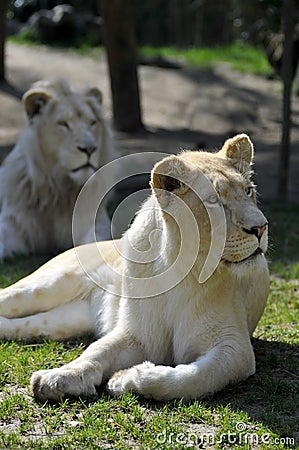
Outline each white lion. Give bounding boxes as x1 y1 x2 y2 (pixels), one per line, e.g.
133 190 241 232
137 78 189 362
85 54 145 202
0 79 114 259
0 134 269 402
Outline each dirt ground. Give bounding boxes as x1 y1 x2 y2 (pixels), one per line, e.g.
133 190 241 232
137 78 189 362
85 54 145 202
1 42 299 205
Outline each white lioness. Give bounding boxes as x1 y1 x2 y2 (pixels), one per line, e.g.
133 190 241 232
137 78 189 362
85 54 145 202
0 134 269 402
0 79 114 259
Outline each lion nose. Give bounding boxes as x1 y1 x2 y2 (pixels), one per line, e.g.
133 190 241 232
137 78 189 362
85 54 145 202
243 223 268 240
77 145 97 157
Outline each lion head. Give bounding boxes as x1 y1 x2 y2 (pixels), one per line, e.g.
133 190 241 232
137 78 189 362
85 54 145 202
150 134 268 280
23 78 113 185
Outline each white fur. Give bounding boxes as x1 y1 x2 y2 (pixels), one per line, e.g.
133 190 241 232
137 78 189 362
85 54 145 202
0 135 270 402
0 79 114 259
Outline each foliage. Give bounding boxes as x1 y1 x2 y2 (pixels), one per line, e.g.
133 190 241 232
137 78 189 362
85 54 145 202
0 203 298 448
134 0 285 47
7 1 288 48
8 1 98 22
10 24 102 49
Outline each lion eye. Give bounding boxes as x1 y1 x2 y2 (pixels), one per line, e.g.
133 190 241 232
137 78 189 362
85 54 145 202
58 121 70 129
90 120 97 127
245 186 254 197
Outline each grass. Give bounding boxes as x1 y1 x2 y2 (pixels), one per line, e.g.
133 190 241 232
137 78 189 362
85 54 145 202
0 202 298 449
140 41 273 76
7 34 104 58
8 34 272 77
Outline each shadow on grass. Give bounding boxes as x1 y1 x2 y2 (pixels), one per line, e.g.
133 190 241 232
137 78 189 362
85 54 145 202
0 254 51 287
208 338 298 438
264 201 299 265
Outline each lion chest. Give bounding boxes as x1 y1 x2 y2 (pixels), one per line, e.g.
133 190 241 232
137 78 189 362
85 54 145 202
121 281 233 366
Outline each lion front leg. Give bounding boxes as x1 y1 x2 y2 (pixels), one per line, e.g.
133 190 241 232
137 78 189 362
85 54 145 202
30 329 145 402
107 338 256 401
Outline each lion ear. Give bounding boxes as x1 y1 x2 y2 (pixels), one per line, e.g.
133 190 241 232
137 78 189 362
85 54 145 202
219 134 254 172
85 87 103 104
23 90 52 119
150 155 191 203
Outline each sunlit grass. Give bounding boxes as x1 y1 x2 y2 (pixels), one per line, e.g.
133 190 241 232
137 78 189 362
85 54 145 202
140 41 273 76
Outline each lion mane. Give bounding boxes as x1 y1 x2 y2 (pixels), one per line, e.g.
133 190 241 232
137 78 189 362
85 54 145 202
0 78 114 259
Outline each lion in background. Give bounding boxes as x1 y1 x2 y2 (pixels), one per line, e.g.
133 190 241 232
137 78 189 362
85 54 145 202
0 134 269 402
0 79 115 260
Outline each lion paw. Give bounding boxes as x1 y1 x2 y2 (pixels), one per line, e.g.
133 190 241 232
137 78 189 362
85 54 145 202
30 362 102 402
107 361 159 397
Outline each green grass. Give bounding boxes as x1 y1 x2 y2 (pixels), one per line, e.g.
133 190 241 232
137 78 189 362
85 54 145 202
140 41 273 76
8 34 272 77
7 34 104 58
0 203 298 449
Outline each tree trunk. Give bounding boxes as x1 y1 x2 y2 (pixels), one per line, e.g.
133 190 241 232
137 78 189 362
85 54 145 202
0 0 8 81
278 0 294 201
101 0 143 132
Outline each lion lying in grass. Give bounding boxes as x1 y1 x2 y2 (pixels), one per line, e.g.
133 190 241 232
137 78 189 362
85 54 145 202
0 79 114 259
0 134 269 402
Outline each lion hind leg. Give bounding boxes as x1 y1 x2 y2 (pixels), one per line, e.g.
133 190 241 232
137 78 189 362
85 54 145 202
0 299 93 340
0 249 89 319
